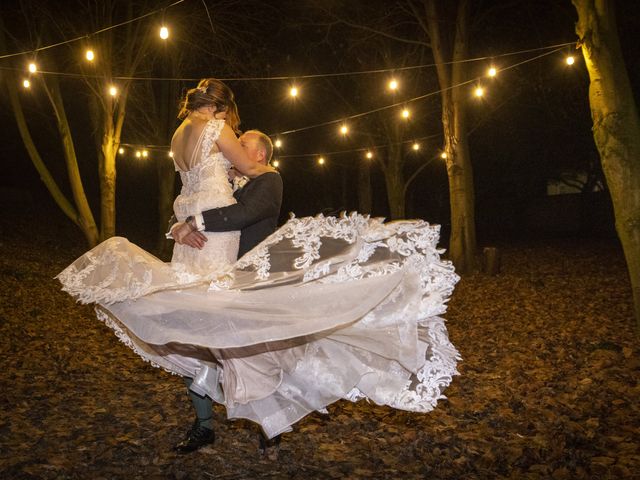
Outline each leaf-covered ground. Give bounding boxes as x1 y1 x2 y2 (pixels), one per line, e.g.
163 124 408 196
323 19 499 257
1 207 638 479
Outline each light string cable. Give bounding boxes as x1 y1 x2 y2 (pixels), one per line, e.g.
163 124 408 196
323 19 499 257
0 0 188 60
0 40 576 81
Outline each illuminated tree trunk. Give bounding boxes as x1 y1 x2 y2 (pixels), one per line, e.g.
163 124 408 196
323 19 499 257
425 0 478 273
381 120 406 219
573 0 640 328
0 21 99 247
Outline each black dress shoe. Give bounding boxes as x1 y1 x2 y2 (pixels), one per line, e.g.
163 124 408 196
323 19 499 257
258 432 281 456
174 422 215 453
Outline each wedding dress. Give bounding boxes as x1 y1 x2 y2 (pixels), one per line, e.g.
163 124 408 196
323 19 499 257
57 119 461 439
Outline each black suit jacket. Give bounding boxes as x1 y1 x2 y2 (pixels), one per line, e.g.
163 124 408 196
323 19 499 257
202 172 283 258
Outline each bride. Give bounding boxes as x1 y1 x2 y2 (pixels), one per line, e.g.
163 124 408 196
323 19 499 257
57 78 461 452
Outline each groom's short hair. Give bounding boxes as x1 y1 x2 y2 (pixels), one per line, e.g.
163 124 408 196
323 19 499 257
245 130 273 163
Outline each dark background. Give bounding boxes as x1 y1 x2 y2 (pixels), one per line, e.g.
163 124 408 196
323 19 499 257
1 0 638 251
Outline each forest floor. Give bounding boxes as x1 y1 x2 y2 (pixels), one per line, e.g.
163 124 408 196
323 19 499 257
0 206 639 480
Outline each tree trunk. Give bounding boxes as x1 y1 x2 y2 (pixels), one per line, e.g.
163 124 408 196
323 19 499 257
425 0 478 273
358 159 372 214
574 0 640 328
383 121 406 219
100 121 117 241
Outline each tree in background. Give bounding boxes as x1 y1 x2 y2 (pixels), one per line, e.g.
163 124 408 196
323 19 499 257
573 0 640 328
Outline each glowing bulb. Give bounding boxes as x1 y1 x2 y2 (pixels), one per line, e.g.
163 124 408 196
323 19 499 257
388 79 398 90
412 143 420 151
272 160 280 167
135 151 141 158
488 67 497 77
168 151 174 158
274 139 282 148
142 150 149 158
566 55 575 65
340 125 348 135
366 151 373 159
290 86 298 97
401 108 410 119
318 157 325 165
440 152 447 159
108 85 118 97
160 26 169 40
28 62 37 73
474 86 484 98
85 50 95 61
22 79 31 88
118 147 125 154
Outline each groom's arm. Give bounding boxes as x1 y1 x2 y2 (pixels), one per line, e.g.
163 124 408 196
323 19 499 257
201 173 282 232
169 173 282 246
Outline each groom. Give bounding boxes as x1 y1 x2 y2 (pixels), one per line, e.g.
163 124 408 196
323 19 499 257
169 129 283 453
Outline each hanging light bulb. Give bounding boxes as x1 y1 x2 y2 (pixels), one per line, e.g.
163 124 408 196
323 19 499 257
474 86 484 98
566 55 575 65
272 160 280 167
274 139 282 148
366 151 373 159
22 79 31 88
160 26 169 40
340 125 348 135
388 79 398 91
108 85 118 97
168 151 174 158
28 62 37 73
487 66 497 77
401 108 410 119
440 152 448 159
135 150 142 158
318 156 325 165
290 86 298 97
142 150 149 158
412 142 420 151
85 49 95 62
118 147 125 155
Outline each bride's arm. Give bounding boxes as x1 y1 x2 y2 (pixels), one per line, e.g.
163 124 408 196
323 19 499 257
216 125 272 177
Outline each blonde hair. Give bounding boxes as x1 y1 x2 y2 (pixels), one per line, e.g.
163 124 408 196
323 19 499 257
177 78 240 133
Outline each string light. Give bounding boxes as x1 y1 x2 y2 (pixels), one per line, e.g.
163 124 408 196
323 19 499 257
168 151 174 158
388 79 398 91
340 125 349 135
85 50 95 62
566 55 575 65
289 86 298 97
440 152 447 159
108 85 118 97
401 108 410 119
274 139 282 148
28 62 37 73
474 86 484 97
135 150 142 158
318 156 325 165
272 160 280 167
487 66 497 77
142 149 149 158
365 151 373 159
412 143 420 151
22 79 30 88
118 147 125 154
159 26 169 40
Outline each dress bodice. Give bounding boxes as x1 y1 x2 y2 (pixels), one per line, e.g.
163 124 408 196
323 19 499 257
173 119 235 221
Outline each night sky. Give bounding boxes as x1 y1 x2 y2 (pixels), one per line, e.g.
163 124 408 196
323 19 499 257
1 0 639 249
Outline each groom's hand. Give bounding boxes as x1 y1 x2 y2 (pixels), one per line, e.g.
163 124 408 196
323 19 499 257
171 222 207 249
181 230 208 249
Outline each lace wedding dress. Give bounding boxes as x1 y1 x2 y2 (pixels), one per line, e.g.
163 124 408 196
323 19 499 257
57 120 461 439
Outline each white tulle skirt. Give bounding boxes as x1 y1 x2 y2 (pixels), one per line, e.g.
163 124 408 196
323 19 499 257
57 213 461 438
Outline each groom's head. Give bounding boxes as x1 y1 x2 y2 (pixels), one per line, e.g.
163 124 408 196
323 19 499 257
240 130 273 166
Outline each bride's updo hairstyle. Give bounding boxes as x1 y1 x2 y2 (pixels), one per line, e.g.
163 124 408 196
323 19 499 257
177 78 241 133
